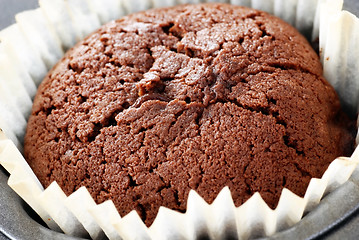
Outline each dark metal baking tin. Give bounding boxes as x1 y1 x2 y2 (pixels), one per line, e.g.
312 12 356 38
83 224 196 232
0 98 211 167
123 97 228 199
1 0 359 239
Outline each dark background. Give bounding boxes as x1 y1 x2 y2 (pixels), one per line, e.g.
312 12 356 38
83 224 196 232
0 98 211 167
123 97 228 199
0 0 39 30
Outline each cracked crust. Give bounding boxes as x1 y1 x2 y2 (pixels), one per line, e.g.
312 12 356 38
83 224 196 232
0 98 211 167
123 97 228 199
24 3 354 226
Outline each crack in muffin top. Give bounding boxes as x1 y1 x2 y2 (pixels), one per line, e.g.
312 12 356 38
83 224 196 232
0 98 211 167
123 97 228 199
24 3 354 226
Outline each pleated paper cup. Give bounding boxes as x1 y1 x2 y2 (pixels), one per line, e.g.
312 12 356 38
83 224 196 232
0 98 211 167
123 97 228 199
1 0 359 239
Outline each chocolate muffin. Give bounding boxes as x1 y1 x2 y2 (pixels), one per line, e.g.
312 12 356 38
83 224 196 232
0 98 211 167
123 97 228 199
24 3 354 226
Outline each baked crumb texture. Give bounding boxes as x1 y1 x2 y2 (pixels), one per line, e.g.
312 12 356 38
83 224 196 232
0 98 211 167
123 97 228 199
24 3 353 226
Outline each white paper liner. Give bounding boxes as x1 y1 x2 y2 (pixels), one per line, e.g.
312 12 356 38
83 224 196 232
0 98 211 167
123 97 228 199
39 0 79 51
86 0 126 25
251 0 274 14
295 0 318 39
322 10 359 114
113 211 151 240
0 24 47 87
15 9 64 70
122 0 153 14
207 0 229 3
64 0 101 41
64 187 106 240
0 119 20 149
178 0 203 4
88 201 122 240
0 0 359 239
230 0 251 7
318 0 343 63
38 182 90 237
149 206 189 239
274 0 297 26
0 46 33 118
0 133 58 230
0 41 37 99
0 82 27 149
152 0 178 8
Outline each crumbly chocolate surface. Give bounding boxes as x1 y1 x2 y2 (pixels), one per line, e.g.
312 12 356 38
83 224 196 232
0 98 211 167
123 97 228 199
24 3 354 226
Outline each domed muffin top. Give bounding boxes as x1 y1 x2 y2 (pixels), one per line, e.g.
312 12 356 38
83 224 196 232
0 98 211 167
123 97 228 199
24 3 353 226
